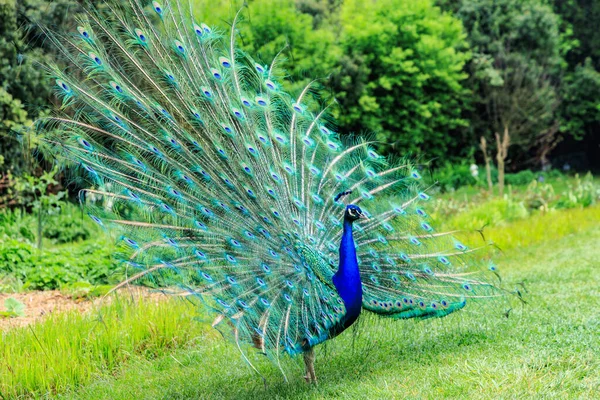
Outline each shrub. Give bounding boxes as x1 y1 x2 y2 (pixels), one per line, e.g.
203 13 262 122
504 170 537 186
431 161 479 192
1 202 94 244
0 239 122 291
0 240 33 275
0 209 35 242
42 205 91 243
555 173 599 209
523 180 556 211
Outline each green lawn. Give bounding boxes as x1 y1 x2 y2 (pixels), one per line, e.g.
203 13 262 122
54 209 598 399
2 205 599 399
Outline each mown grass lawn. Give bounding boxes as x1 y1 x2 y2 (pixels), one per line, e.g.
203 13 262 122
54 208 598 399
2 205 598 399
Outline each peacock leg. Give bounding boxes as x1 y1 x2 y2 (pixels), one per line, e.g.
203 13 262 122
303 347 317 384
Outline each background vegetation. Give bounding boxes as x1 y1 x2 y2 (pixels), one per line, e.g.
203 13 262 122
2 0 600 174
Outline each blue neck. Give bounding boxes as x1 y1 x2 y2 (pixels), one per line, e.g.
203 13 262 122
332 218 363 330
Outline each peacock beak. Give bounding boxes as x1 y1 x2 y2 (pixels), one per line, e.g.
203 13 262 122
359 213 369 221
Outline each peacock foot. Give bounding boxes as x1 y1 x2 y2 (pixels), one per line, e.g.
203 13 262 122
303 347 317 384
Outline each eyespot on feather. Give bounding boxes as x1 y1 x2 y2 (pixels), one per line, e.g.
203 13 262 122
152 1 163 15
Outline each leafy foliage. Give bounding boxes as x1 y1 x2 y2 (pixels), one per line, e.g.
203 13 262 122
432 171 599 225
504 170 538 186
554 172 600 209
2 0 596 171
42 206 91 243
455 0 563 168
3 167 69 250
0 208 35 241
191 0 340 95
430 160 479 192
0 238 121 290
0 297 26 318
559 59 600 140
0 0 80 173
332 0 471 161
552 0 600 68
550 0 600 156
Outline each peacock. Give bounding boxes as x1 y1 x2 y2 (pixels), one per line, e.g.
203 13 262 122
39 0 505 383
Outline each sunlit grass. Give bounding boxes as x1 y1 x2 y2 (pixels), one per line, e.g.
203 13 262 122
439 203 600 252
0 295 212 399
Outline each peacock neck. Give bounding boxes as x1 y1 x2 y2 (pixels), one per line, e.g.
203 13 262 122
332 218 363 330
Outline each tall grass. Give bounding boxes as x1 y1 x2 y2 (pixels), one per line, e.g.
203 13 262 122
437 203 600 252
0 295 210 398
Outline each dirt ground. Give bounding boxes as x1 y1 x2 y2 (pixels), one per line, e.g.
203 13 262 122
0 287 168 331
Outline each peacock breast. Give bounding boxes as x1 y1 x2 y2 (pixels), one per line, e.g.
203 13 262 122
296 244 336 288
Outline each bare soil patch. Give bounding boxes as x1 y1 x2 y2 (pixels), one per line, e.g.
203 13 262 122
0 287 168 331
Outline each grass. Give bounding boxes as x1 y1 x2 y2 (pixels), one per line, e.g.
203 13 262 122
56 213 598 399
435 172 600 201
1 204 598 398
440 203 600 252
0 295 213 399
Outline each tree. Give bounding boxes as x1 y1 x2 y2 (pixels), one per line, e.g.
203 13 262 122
0 0 80 175
332 0 471 163
488 56 559 188
560 59 600 141
455 0 563 192
551 0 600 69
191 0 341 95
550 0 600 167
0 0 35 175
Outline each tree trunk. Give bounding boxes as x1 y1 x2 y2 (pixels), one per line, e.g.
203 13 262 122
495 127 510 196
497 154 505 196
479 136 493 193
536 120 560 170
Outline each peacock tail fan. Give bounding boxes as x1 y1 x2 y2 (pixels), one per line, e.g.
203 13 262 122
37 0 511 374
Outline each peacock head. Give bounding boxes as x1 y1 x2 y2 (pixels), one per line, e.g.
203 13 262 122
345 204 368 222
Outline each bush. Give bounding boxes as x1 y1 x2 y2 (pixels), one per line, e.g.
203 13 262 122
523 180 556 211
0 200 123 291
431 161 478 192
505 170 537 186
432 171 598 224
335 0 471 161
0 209 35 242
42 204 91 243
430 165 567 193
555 173 600 209
0 202 93 245
0 240 33 275
505 169 565 186
0 239 122 291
